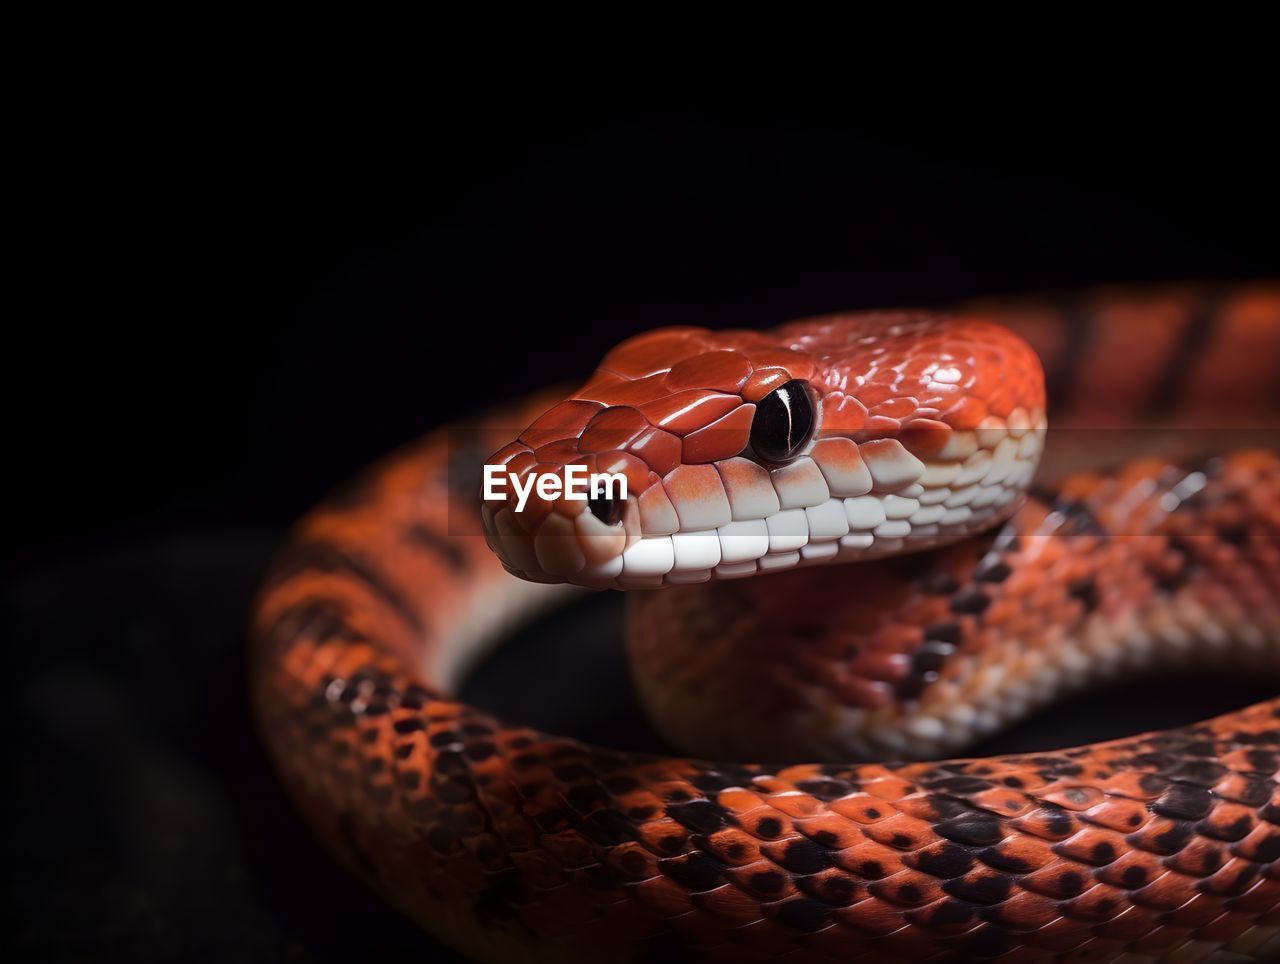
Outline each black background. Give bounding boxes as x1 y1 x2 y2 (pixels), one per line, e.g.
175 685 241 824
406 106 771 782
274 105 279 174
7 91 1279 962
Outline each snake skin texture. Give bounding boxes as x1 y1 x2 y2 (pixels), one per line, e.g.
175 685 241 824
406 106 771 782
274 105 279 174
251 282 1280 962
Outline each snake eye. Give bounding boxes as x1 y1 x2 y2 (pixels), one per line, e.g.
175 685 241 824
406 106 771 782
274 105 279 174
588 488 624 526
750 379 815 464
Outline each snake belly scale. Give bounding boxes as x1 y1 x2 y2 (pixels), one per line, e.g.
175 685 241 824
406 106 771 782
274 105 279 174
251 282 1280 962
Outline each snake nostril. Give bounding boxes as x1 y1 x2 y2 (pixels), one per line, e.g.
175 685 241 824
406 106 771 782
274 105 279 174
588 490 624 526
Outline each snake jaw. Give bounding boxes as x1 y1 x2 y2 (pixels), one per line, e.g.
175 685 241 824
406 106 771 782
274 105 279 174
483 314 1047 589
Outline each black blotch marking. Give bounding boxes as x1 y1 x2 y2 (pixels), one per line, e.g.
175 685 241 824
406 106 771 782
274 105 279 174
659 835 686 854
1092 842 1117 864
935 814 1004 847
779 839 834 875
659 852 723 892
943 873 1013 905
1068 575 1099 610
914 843 975 879
1153 783 1213 821
896 883 923 904
666 799 730 835
928 899 976 926
750 871 785 894
774 898 832 932
756 817 783 839
950 586 991 616
1148 822 1195 856
1057 870 1086 896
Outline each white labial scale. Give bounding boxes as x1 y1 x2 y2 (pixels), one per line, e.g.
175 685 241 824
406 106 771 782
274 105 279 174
766 508 809 551
800 541 839 562
804 499 849 541
670 529 721 572
917 486 951 506
944 483 982 508
920 461 962 487
666 569 711 585
839 532 874 551
910 503 947 526
881 495 919 520
982 436 1022 486
580 554 624 581
716 560 758 578
758 550 801 571
717 519 770 563
873 519 911 539
940 505 973 526
1018 431 1041 460
968 485 1003 509
621 535 675 577
954 449 993 487
771 457 830 510
844 495 886 530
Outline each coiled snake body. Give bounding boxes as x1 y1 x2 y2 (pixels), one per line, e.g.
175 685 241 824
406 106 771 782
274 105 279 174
251 283 1280 962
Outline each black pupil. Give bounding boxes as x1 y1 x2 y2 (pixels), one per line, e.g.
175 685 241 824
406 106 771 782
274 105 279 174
750 379 814 463
588 488 623 525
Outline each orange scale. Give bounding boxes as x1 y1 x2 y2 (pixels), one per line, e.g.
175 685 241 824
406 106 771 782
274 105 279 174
639 390 741 437
688 882 764 925
489 440 533 465
853 382 895 409
817 393 868 437
573 371 628 404
665 349 753 393
741 366 792 402
579 406 651 452
864 812 932 851
765 791 822 819
603 372 678 408
520 399 602 448
869 396 917 420
833 897 908 936
941 395 989 430
717 788 765 813
834 842 905 882
896 418 953 459
969 787 1037 818
795 814 865 850
860 775 917 802
1230 876 1280 914
1090 905 1159 943
602 327 710 379
744 348 814 381
988 888 1060 930
681 403 754 464
592 450 652 496
629 874 695 917
1082 796 1152 833
856 415 902 439
533 438 582 465
499 450 537 479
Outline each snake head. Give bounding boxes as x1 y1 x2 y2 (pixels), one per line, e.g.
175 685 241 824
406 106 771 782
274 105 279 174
482 315 1046 588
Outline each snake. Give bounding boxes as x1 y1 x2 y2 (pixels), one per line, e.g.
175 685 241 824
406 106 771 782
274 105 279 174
250 282 1280 962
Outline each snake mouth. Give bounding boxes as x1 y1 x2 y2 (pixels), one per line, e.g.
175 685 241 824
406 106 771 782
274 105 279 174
484 409 1047 589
